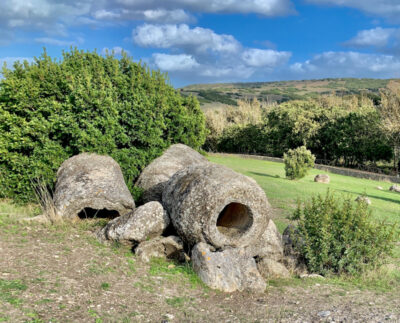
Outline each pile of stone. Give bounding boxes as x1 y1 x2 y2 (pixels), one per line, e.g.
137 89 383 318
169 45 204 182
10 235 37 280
53 144 303 293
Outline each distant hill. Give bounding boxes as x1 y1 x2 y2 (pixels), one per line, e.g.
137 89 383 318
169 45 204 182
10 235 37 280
180 78 397 107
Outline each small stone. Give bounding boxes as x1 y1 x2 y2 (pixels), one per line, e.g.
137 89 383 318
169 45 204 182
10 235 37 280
135 236 186 263
389 185 400 193
256 259 290 279
164 314 174 320
191 242 266 293
318 311 331 318
355 196 371 205
300 273 325 279
97 201 169 244
376 186 383 190
314 174 330 184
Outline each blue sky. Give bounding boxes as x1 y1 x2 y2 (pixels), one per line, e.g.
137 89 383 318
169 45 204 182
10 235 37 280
2 0 400 87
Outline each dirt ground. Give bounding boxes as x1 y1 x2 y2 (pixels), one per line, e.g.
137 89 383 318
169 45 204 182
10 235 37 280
0 219 399 323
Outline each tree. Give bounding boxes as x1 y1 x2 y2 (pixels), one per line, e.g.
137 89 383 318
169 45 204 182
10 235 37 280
0 48 207 202
379 81 400 175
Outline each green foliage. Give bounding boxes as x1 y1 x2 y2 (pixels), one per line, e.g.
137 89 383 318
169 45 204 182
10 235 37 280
284 146 315 180
197 90 238 106
292 191 398 275
0 48 206 202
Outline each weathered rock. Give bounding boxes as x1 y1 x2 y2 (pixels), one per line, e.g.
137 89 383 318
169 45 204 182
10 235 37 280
256 258 290 279
97 201 169 244
314 174 330 184
389 184 400 193
191 242 266 293
135 236 187 263
376 186 383 190
53 153 135 220
355 196 371 205
245 219 284 260
282 225 308 275
163 163 271 249
136 144 208 203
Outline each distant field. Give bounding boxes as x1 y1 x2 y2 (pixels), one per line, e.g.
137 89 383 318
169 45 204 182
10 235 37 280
181 78 396 107
208 154 400 230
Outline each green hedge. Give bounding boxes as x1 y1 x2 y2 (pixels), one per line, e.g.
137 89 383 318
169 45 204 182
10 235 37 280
0 49 206 202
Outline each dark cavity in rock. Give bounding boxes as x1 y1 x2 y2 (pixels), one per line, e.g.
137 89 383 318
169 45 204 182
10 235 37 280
78 208 120 219
216 202 253 238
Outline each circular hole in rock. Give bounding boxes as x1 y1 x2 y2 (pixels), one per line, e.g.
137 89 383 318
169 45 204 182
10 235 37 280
78 208 120 219
216 202 253 238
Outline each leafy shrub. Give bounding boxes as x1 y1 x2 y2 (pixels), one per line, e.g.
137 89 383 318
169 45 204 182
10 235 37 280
0 49 207 202
292 191 398 275
284 146 315 180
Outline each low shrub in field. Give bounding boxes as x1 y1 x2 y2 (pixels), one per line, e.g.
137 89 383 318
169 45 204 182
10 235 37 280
0 49 206 202
284 146 315 180
292 190 398 275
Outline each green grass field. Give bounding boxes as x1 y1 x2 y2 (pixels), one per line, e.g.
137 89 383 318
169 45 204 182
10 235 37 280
209 154 400 291
208 155 400 227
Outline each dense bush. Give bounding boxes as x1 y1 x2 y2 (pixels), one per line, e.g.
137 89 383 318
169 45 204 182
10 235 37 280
292 191 398 275
0 49 207 202
284 146 315 180
211 96 393 167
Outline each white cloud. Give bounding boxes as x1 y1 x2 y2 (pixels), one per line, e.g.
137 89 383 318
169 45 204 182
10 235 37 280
153 53 199 71
345 27 396 47
134 23 292 82
101 46 130 56
101 0 295 17
241 48 291 67
133 24 241 54
290 51 400 78
306 0 400 21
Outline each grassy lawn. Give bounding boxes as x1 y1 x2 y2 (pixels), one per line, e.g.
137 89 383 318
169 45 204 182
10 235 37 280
209 154 400 292
208 155 400 227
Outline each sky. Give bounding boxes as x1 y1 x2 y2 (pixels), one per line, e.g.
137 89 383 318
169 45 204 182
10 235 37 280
2 0 400 87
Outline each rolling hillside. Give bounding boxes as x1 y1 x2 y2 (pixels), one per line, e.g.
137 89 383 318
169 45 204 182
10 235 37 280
180 78 396 107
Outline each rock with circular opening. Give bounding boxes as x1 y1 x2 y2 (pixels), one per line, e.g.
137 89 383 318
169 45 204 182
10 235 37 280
135 144 208 203
162 163 270 249
53 153 135 220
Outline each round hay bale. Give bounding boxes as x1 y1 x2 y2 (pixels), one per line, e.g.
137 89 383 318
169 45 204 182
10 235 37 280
135 144 208 203
162 163 271 249
53 153 135 220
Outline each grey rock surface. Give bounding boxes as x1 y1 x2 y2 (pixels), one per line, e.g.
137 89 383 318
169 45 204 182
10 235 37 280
162 163 271 249
245 220 284 260
314 174 330 184
53 153 135 220
389 184 400 193
135 236 187 263
97 201 169 244
282 225 308 275
256 258 290 279
135 144 208 203
355 196 371 205
191 242 266 293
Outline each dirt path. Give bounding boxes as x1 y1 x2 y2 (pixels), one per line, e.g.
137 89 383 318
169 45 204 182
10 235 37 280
0 221 399 323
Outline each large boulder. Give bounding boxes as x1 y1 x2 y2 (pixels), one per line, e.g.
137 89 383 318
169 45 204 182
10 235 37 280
191 243 266 293
314 174 330 184
245 219 284 260
135 144 208 203
256 259 290 279
163 163 271 249
53 153 135 220
282 225 307 275
135 236 187 263
97 201 169 244
389 184 400 193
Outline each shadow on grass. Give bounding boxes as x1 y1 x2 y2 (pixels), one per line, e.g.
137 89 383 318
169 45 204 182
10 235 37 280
248 171 282 179
337 189 400 205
